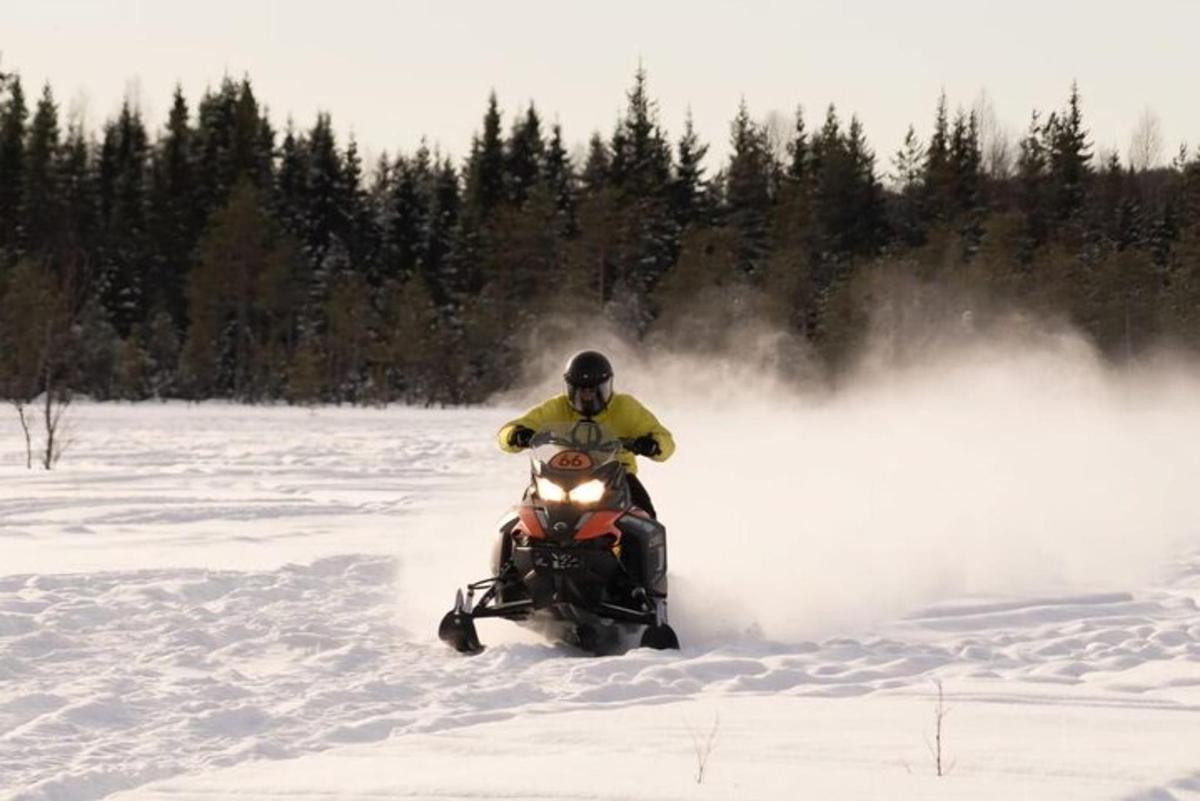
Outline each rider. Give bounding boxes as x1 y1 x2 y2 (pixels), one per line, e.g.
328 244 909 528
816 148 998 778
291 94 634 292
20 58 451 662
497 351 675 518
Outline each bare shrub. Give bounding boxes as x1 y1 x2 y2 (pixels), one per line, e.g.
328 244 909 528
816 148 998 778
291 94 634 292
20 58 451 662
689 712 721 784
924 679 956 777
1128 108 1164 172
0 262 79 469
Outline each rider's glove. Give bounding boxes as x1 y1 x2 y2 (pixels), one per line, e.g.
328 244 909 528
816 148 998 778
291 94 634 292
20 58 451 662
508 426 535 449
630 435 661 457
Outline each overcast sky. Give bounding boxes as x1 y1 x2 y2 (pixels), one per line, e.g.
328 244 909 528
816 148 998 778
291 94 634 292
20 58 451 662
5 0 1199 173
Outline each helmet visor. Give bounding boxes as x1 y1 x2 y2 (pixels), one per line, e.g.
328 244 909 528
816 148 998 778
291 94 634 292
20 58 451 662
568 378 613 417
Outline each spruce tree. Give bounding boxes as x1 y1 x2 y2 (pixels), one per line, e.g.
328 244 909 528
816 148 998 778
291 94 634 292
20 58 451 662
1101 154 1142 252
505 104 543 206
786 105 810 186
891 125 926 246
97 100 151 334
57 121 96 268
0 75 28 262
542 123 577 232
341 135 377 273
581 133 610 193
809 104 848 258
1015 111 1049 258
464 92 505 218
609 67 672 197
673 110 711 229
23 84 61 261
949 109 984 253
0 60 1193 397
1046 82 1092 223
845 115 886 255
194 78 239 217
923 91 951 222
425 156 461 305
303 112 347 294
893 125 925 191
726 100 773 275
606 67 677 302
452 93 506 307
809 103 842 186
230 78 272 188
147 86 199 325
275 122 308 235
382 151 430 284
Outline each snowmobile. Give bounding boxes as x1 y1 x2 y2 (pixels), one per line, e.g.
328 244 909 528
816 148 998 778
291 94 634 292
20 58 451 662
438 420 679 655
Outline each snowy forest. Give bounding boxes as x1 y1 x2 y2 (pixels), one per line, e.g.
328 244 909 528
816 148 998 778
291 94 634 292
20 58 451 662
1 66 1199 407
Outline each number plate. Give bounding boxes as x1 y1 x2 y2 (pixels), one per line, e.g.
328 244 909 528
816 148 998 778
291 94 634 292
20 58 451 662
549 451 594 470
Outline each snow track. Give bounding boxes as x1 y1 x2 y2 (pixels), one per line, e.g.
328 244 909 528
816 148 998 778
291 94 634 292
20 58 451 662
4 403 1200 800
4 551 1200 799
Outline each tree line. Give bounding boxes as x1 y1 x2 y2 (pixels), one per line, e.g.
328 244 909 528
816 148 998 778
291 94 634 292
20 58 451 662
2 66 1199 410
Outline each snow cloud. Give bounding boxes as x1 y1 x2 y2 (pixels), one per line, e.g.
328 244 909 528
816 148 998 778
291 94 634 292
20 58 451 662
501 294 1200 645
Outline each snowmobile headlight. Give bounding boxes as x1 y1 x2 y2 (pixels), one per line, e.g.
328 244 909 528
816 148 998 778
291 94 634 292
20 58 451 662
535 477 566 502
569 479 606 504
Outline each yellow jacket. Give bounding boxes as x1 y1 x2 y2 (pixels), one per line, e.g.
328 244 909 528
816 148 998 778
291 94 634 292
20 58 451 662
497 393 675 475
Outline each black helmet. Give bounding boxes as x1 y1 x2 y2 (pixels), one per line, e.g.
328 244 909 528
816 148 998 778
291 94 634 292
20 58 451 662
563 350 614 416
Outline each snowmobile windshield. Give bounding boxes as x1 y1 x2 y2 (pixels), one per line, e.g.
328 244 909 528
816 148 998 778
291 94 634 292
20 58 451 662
528 420 624 468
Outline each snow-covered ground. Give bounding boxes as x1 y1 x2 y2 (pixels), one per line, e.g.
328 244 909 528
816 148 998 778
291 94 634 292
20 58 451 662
4 396 1200 801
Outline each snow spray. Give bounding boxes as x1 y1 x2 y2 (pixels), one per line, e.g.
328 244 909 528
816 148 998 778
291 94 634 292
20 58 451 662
492 294 1200 645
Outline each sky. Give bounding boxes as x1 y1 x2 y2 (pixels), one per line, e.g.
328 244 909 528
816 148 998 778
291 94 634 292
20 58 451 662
4 0 1199 174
